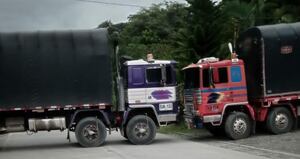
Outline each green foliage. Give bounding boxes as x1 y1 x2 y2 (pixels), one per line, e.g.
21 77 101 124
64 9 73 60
259 0 300 24
185 0 225 59
98 0 300 83
98 20 126 46
119 3 188 62
218 0 256 55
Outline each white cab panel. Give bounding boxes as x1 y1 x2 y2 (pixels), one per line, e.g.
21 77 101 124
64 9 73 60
128 86 176 104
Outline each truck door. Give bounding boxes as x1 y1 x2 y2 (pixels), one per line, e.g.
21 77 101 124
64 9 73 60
145 65 176 105
211 67 229 103
127 67 147 104
229 66 247 102
203 67 229 112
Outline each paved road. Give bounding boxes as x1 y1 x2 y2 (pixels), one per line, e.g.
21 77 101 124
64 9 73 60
0 131 269 159
175 129 300 159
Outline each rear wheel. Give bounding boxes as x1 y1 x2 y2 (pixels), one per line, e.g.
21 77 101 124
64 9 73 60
75 117 107 147
224 112 251 140
266 107 293 134
126 115 156 145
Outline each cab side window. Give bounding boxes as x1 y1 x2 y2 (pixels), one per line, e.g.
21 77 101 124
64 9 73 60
202 69 210 87
213 67 228 84
146 67 162 83
231 66 242 82
166 65 173 85
132 67 144 86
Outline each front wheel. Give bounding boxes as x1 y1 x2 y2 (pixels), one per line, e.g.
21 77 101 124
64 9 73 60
266 107 293 134
126 115 156 145
224 112 251 140
75 117 107 147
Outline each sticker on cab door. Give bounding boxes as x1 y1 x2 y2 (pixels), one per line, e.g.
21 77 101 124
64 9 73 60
151 90 172 100
207 92 225 103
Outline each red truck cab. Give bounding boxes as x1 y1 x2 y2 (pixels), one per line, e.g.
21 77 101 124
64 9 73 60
183 57 255 139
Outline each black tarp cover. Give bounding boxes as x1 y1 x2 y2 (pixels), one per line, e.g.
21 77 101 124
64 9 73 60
237 22 300 100
0 29 112 109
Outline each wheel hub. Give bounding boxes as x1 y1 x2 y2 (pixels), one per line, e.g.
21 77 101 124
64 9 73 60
233 118 247 135
87 129 96 135
134 122 149 138
275 113 288 130
139 128 147 134
83 124 98 140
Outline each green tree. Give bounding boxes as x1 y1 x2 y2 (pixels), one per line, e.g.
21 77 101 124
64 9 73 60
219 0 256 54
260 0 300 24
185 0 225 60
98 20 127 46
118 2 189 67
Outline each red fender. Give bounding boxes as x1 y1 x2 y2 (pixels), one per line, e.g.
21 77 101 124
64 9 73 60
245 104 256 121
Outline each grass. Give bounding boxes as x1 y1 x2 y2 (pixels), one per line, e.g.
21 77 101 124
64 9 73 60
159 122 191 133
158 121 209 137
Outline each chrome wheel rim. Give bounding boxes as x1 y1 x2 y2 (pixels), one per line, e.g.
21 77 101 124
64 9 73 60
233 118 247 135
134 122 149 139
275 113 289 130
83 124 98 141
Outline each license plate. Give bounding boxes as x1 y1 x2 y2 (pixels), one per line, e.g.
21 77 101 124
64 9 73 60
159 103 173 111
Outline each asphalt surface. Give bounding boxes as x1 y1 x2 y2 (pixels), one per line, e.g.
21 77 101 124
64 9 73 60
176 129 300 159
0 130 299 159
0 131 266 159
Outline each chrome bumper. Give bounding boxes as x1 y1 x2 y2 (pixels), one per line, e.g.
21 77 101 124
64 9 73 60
203 115 221 123
158 114 177 122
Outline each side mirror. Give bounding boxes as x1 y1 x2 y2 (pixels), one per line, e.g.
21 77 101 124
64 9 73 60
209 67 215 88
161 65 167 86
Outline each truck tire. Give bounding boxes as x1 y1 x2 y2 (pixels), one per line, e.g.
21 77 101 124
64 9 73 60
126 115 156 145
224 112 251 140
266 107 293 134
75 117 107 147
204 123 224 136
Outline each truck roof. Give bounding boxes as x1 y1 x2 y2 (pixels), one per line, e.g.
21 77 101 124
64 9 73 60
182 59 244 70
125 59 177 66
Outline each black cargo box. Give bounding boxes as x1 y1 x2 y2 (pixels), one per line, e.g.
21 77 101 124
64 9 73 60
237 22 300 100
0 29 112 109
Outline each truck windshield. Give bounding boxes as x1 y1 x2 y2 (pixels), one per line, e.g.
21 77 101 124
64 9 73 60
184 68 200 89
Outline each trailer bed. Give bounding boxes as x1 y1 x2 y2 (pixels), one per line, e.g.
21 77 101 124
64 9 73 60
237 22 300 100
0 29 112 109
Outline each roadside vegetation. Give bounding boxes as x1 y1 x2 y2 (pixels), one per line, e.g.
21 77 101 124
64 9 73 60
158 121 206 136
